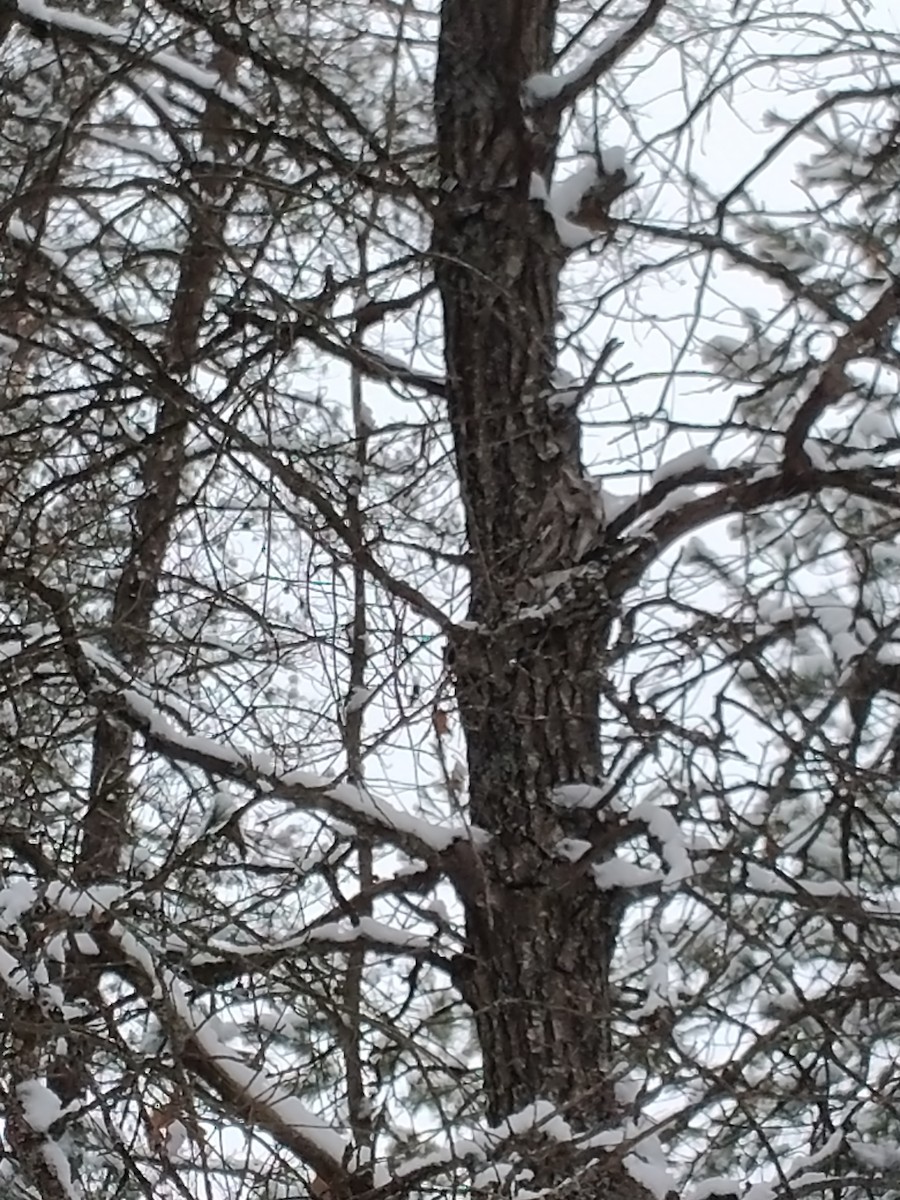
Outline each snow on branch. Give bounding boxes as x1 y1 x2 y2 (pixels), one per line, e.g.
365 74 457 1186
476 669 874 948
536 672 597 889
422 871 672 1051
745 864 860 900
535 152 638 248
4 575 462 861
606 452 726 541
13 0 413 214
649 446 718 488
303 915 432 952
17 0 242 100
43 884 349 1182
604 457 900 602
167 970 347 1168
14 1078 80 1200
522 0 667 114
192 917 436 965
117 685 472 856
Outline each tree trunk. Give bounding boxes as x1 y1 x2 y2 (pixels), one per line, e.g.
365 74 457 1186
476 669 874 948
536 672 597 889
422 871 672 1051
434 0 625 1137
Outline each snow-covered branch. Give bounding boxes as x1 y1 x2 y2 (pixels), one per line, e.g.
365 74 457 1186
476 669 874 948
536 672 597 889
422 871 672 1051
122 686 472 857
606 462 900 598
523 0 667 115
13 0 418 206
41 884 350 1187
16 0 242 96
0 578 464 861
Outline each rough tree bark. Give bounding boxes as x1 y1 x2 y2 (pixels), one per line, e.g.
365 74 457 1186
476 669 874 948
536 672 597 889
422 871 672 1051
433 0 644 1151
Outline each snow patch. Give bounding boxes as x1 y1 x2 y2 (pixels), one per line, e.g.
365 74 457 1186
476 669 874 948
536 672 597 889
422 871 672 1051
0 878 38 929
17 1080 63 1132
553 782 616 810
600 145 627 173
593 860 662 889
631 801 692 884
650 446 717 487
522 27 633 104
623 1138 679 1200
849 1140 900 1170
687 1178 743 1200
307 916 429 951
491 1099 574 1143
555 838 593 862
550 160 600 219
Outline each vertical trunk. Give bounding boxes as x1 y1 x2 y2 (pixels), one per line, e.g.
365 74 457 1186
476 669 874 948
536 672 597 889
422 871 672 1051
434 0 622 1136
450 618 617 1133
52 49 239 1114
77 46 238 885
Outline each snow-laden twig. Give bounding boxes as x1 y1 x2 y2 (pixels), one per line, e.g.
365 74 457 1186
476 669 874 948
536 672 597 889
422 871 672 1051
18 0 243 100
522 0 667 114
119 685 474 856
44 884 349 1182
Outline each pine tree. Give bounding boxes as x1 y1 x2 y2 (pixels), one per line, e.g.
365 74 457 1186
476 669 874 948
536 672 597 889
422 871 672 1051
1 1 900 1199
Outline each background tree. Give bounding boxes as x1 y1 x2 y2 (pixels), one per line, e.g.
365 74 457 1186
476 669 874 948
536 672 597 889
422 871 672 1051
1 1 900 1199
